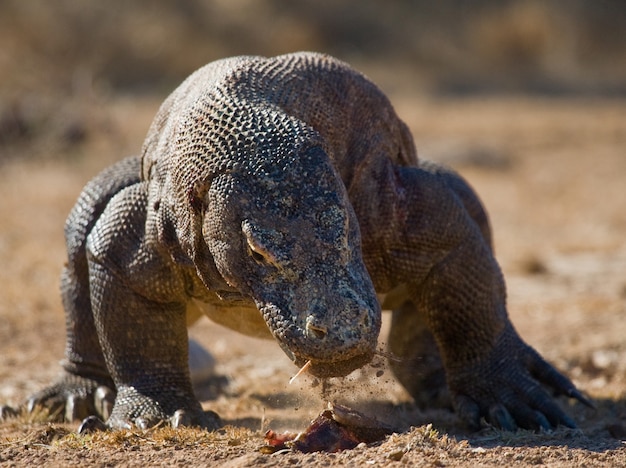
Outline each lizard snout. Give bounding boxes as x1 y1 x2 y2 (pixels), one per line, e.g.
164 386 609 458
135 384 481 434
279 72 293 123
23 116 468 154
261 280 381 378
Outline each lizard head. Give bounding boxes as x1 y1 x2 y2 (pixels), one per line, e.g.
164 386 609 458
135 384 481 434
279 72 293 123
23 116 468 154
204 145 381 378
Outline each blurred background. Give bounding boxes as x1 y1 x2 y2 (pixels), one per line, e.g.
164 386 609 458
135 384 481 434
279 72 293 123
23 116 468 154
2 0 626 96
2 0 626 153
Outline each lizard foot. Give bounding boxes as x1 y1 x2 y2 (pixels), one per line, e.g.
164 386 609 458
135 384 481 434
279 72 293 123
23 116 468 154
24 372 115 422
78 408 221 434
447 324 593 432
103 386 222 431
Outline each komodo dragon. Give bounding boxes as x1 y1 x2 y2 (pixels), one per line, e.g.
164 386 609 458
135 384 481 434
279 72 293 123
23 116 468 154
12 52 591 432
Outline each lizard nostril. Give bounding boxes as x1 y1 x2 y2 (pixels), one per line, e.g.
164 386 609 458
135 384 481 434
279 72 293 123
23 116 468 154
306 316 327 339
361 311 370 328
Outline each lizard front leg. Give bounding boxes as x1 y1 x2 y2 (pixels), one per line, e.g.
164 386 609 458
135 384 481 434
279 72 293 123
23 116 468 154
385 162 495 411
25 157 143 422
361 162 591 431
84 182 219 430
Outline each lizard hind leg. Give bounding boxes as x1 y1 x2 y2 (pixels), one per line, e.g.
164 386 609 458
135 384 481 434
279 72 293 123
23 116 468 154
387 301 450 409
417 160 493 250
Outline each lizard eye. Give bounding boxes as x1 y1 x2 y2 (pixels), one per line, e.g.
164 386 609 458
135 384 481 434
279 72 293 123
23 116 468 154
242 220 279 266
246 237 271 264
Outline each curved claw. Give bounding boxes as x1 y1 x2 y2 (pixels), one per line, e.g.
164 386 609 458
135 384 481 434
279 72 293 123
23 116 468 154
453 395 482 431
78 415 109 434
26 394 65 421
24 373 114 423
554 411 577 430
170 409 222 430
501 400 553 432
488 404 518 432
566 387 595 409
0 404 19 420
134 417 157 430
526 347 595 410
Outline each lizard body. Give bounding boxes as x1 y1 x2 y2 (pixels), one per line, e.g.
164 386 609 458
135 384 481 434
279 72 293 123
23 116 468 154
17 52 589 431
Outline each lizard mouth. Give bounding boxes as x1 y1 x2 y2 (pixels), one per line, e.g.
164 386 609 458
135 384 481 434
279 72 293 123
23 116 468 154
293 350 374 379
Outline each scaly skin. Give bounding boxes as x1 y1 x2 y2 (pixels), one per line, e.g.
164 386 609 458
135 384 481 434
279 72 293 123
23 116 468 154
12 52 591 432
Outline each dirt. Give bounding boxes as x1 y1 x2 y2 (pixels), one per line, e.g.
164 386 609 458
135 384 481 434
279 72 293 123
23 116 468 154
0 92 625 466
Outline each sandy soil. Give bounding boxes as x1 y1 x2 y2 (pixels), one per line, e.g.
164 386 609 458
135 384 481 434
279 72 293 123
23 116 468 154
1 94 625 466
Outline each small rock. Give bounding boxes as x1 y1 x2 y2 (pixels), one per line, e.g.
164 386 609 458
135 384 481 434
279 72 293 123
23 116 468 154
388 449 405 461
591 349 617 370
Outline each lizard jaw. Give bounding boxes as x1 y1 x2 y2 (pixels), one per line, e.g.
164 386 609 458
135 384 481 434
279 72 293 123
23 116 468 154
291 350 375 379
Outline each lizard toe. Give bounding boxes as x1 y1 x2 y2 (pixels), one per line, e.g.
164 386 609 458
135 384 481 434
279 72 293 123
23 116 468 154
0 404 19 420
453 394 482 431
525 347 594 410
26 393 65 421
487 403 518 432
170 409 222 430
25 371 115 422
134 416 158 430
523 386 578 429
78 415 109 434
496 398 552 432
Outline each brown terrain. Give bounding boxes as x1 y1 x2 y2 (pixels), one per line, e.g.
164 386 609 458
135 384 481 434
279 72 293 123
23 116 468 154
1 1 625 466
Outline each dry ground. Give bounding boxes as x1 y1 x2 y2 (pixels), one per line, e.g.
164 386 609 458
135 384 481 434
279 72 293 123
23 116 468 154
0 93 625 466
